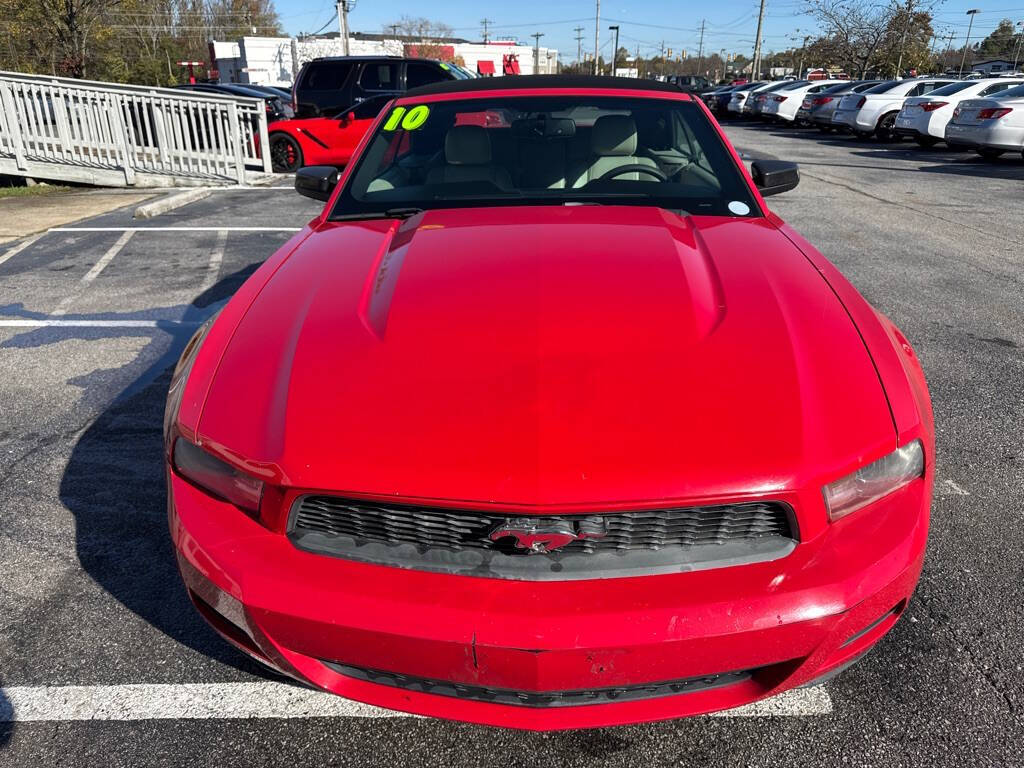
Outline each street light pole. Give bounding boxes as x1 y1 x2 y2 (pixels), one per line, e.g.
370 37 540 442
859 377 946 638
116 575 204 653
959 9 980 78
609 25 620 75
593 0 601 75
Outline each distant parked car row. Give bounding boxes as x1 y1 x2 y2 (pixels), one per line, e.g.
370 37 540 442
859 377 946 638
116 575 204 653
702 75 1024 159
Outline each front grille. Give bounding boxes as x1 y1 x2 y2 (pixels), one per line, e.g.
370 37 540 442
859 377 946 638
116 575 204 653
288 497 796 580
324 661 755 708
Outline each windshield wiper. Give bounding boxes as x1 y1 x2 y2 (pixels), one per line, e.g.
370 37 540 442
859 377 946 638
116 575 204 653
330 207 424 222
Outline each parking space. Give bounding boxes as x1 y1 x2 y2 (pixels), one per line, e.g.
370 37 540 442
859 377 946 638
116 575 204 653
1 133 1022 766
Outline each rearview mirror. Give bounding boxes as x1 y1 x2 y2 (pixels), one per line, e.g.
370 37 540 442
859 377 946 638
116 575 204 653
751 160 800 196
295 165 339 202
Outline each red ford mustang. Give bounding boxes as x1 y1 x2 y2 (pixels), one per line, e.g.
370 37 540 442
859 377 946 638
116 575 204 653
166 76 934 730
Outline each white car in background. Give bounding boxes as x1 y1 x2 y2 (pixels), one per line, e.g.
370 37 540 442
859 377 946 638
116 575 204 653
832 78 956 140
733 81 796 115
761 79 849 122
895 77 1024 147
944 83 1024 159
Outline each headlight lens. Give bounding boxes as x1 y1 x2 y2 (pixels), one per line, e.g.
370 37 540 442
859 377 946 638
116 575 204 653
172 438 264 514
163 315 217 445
823 440 925 521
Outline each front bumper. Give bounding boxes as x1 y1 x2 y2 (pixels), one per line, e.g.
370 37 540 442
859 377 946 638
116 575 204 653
170 474 929 730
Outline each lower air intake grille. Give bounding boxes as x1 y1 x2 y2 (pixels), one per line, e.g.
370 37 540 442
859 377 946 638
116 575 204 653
288 497 796 580
324 661 755 708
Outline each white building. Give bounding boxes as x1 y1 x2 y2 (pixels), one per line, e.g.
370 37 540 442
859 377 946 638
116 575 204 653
211 33 558 86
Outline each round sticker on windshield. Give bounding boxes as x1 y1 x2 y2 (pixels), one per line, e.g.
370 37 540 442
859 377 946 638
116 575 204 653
728 201 751 216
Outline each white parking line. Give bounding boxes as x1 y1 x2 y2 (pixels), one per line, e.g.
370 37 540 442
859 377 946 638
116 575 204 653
0 320 201 328
0 233 44 268
49 227 301 233
198 230 228 293
0 682 831 722
51 231 135 317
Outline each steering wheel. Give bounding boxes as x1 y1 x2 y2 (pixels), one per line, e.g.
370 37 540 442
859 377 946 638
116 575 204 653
596 164 668 182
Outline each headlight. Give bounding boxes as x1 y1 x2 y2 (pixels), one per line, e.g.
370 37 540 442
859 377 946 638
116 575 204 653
163 315 217 445
823 440 925 522
172 438 264 515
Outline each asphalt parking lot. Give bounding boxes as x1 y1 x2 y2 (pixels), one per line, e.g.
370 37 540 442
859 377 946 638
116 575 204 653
1 126 1023 766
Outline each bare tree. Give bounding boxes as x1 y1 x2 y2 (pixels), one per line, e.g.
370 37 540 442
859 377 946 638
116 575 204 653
803 0 895 77
387 16 456 60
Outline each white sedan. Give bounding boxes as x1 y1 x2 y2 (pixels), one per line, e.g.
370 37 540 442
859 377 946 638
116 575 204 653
761 80 849 122
944 84 1024 159
895 77 1024 147
832 78 956 140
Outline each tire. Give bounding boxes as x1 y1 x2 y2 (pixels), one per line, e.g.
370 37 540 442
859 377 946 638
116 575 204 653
976 147 1005 160
874 112 901 142
914 136 939 148
269 132 303 173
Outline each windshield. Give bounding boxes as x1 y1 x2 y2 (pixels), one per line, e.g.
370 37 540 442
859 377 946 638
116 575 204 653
997 83 1024 98
331 95 760 220
929 81 975 96
865 80 903 94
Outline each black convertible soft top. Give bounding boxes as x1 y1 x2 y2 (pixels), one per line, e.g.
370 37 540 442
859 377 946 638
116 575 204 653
404 74 686 98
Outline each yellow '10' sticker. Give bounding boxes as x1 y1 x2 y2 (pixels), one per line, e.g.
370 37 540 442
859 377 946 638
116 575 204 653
382 105 431 131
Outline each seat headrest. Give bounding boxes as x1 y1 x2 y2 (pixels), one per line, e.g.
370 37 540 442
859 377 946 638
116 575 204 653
445 125 491 165
592 115 638 156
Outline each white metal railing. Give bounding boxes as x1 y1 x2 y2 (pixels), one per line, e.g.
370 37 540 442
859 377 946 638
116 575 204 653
0 71 273 185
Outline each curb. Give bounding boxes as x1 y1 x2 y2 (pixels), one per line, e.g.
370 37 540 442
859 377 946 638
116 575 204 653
133 187 212 219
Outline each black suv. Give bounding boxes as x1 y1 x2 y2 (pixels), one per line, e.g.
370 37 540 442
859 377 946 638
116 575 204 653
666 74 710 93
292 57 467 118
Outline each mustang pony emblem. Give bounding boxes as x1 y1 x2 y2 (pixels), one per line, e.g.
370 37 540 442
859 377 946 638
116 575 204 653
488 517 607 554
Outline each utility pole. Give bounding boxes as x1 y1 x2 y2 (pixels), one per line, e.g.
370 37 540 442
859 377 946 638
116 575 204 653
1014 20 1024 72
532 32 545 74
696 19 705 77
660 40 666 77
894 0 916 79
942 30 956 71
593 0 601 75
609 24 620 75
959 9 980 77
480 18 492 44
797 34 810 78
574 26 585 66
752 0 767 79
336 1 353 56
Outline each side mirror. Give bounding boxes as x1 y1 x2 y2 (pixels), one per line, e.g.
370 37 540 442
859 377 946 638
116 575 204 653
295 165 339 202
751 160 800 196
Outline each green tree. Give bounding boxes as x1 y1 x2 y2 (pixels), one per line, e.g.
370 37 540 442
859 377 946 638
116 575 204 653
976 19 1018 60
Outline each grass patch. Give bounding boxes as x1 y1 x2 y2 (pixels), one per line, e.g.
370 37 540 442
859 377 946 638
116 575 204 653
0 184 72 200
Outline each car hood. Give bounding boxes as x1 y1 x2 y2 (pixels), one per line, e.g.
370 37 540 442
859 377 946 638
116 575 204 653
197 206 895 506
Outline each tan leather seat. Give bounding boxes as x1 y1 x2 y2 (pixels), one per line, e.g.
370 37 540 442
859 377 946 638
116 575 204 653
426 125 513 190
568 115 659 188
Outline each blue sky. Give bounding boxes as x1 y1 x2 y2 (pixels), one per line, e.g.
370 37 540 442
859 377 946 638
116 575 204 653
274 1 1024 62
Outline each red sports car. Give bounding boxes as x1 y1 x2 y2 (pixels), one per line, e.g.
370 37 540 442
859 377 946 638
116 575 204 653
166 76 934 730
267 95 390 173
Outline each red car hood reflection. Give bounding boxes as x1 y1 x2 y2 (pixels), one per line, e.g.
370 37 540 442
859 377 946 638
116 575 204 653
198 206 895 505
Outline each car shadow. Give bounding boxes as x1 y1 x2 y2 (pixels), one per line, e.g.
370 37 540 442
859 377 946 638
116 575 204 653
0 263 281 679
